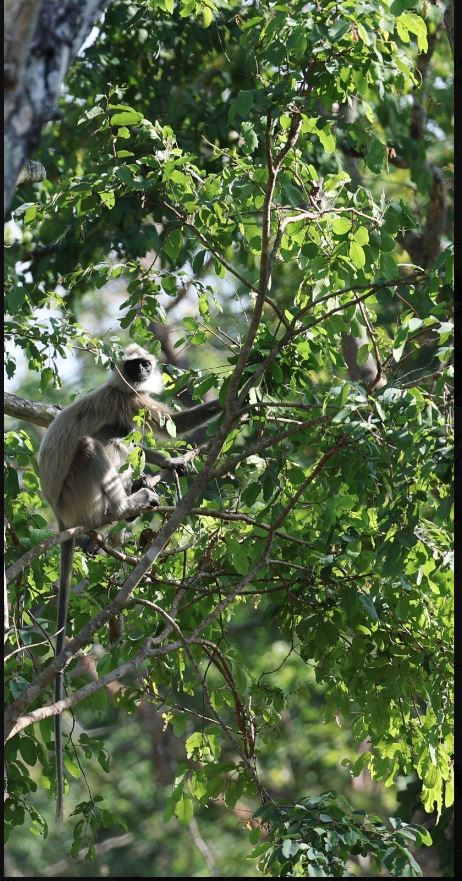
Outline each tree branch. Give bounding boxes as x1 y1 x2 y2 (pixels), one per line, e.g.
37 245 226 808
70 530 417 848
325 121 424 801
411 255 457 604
4 391 60 426
6 490 319 584
44 833 134 877
210 414 332 480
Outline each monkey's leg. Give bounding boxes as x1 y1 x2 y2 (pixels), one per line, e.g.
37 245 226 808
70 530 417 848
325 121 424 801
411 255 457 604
67 439 159 523
101 463 160 519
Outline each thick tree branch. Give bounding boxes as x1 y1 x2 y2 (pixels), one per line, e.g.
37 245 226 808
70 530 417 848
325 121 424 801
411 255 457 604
4 391 60 426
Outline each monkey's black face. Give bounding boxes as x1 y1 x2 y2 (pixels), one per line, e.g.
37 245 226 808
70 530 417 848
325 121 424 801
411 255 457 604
123 358 152 385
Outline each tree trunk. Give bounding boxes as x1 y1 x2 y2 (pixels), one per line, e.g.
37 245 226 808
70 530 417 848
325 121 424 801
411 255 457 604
4 0 110 213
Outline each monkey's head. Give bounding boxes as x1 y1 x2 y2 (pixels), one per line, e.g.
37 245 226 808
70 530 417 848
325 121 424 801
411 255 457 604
109 344 158 392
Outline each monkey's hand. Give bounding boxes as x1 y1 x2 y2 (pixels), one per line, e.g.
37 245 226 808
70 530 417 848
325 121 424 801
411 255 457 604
163 454 197 476
125 483 160 522
131 473 162 493
144 448 199 475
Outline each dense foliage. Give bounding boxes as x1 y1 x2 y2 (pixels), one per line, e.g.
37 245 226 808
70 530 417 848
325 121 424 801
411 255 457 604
4 0 453 876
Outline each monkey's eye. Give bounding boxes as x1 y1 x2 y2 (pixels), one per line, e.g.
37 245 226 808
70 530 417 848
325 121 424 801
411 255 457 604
140 359 151 370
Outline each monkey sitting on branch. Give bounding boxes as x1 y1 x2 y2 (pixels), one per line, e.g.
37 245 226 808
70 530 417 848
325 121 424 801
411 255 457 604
38 342 221 821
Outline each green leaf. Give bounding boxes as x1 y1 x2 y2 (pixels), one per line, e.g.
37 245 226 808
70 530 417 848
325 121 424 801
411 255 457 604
174 794 194 823
115 166 134 185
188 771 208 801
354 226 369 245
185 732 205 756
241 121 259 154
165 416 177 438
192 249 208 274
19 737 37 766
317 126 336 154
172 715 188 737
9 676 30 698
392 326 409 362
349 241 366 269
164 228 182 262
331 217 352 235
396 16 410 42
358 594 378 622
230 90 257 125
202 6 213 27
110 111 143 126
98 191 115 209
282 839 301 858
227 537 250 575
24 204 39 223
397 12 428 52
365 138 385 173
224 778 244 808
64 756 81 778
445 773 454 808
357 343 370 366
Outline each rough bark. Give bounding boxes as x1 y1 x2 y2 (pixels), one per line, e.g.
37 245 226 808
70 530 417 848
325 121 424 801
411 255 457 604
4 391 59 426
16 158 47 185
4 0 110 213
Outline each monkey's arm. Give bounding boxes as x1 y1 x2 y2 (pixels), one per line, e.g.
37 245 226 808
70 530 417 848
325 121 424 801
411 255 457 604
143 449 189 470
142 401 221 471
140 397 221 437
171 400 221 435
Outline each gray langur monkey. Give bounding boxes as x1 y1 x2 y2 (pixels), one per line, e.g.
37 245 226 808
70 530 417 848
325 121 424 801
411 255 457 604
38 343 220 821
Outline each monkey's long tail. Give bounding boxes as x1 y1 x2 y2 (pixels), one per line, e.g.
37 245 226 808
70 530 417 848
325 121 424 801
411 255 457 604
55 535 74 822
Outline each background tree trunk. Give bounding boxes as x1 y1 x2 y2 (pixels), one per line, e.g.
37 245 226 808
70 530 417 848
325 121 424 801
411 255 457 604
4 0 110 212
